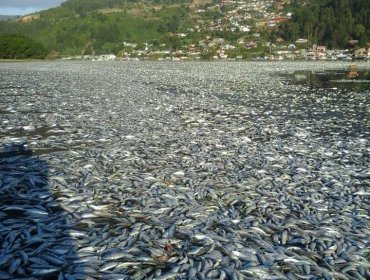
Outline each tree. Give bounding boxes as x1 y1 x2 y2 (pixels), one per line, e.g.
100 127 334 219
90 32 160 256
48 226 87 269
0 34 48 59
280 0 370 48
354 24 365 38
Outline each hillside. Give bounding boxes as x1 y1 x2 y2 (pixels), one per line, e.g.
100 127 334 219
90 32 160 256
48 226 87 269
0 0 193 56
0 0 368 58
279 0 370 48
0 34 48 59
0 15 18 21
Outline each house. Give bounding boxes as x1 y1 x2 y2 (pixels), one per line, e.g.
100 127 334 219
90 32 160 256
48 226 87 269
240 26 250 32
97 54 116 61
224 44 236 50
314 45 327 59
219 52 228 59
237 38 245 44
305 51 315 60
246 42 258 49
355 47 369 59
256 21 268 27
348 40 359 46
272 16 290 24
123 42 137 48
212 38 225 44
313 45 325 52
275 3 284 10
296 38 308 44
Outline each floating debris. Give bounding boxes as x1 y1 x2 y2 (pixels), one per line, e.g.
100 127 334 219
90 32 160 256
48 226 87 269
0 61 369 279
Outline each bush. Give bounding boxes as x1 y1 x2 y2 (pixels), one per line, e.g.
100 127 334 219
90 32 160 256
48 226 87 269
0 34 48 59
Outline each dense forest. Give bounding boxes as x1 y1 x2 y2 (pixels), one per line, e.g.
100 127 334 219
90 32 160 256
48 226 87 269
0 34 48 59
280 0 370 48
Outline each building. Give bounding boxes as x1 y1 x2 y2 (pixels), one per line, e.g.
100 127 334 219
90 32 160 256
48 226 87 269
314 45 327 60
355 47 369 59
97 54 117 61
296 38 308 44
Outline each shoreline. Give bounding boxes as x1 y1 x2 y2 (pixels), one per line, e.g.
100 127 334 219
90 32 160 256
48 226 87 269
1 58 369 63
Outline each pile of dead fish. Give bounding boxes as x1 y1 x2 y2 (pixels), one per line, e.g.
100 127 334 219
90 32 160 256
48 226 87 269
0 61 369 279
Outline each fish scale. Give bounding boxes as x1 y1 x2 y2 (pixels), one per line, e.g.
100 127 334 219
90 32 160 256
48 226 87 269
0 61 369 279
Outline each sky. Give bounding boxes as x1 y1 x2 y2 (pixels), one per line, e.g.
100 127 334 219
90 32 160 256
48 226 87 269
0 0 65 15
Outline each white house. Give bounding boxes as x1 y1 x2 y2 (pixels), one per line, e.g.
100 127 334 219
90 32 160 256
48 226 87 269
97 54 117 61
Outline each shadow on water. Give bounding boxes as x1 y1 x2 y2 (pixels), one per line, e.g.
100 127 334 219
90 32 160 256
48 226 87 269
288 68 370 92
0 143 79 279
276 68 370 138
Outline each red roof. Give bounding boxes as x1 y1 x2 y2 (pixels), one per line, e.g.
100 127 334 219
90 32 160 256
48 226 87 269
272 17 290 23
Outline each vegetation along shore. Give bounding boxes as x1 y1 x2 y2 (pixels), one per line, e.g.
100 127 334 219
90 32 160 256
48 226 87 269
0 0 369 61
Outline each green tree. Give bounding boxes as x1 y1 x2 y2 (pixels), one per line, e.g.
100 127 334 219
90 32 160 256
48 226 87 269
280 0 370 48
0 34 48 59
354 24 365 38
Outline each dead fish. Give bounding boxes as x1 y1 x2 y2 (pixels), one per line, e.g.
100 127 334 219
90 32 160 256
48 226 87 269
1 61 369 280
